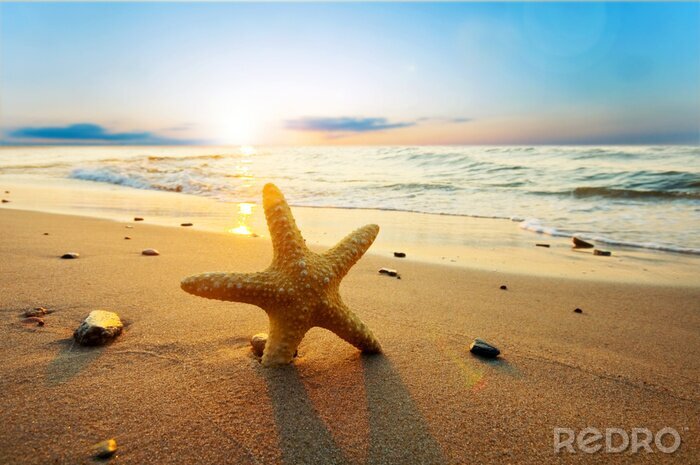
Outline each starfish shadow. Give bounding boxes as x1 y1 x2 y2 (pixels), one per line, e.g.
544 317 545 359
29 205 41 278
260 364 350 465
360 355 445 464
259 355 445 465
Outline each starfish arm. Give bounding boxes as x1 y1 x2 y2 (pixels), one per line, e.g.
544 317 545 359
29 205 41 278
263 183 307 263
262 313 310 366
318 301 382 354
180 271 273 306
323 224 379 278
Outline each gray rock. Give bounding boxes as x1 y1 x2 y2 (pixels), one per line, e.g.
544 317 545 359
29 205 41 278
469 338 500 358
74 310 123 346
141 248 159 256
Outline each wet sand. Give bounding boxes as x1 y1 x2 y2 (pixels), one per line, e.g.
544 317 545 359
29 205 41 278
0 208 698 464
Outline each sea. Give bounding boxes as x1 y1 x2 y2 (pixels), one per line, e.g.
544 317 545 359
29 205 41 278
1 145 698 254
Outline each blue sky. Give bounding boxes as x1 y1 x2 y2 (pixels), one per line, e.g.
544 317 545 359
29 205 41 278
1 2 698 145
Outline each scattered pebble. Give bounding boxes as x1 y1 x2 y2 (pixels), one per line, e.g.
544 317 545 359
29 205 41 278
393 251 406 258
134 217 144 221
125 225 133 229
250 333 267 357
250 333 297 358
574 308 583 314
469 338 500 358
535 243 550 248
594 249 611 256
74 310 123 346
572 236 594 249
499 285 508 290
23 316 45 326
378 268 398 277
4 191 9 194
124 236 131 240
180 222 193 227
24 307 52 317
60 252 80 259
43 232 49 236
92 439 118 459
141 248 160 256
1 199 9 203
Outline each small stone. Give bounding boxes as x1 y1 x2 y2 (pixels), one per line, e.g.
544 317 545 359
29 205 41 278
23 316 45 326
499 285 508 290
378 268 398 277
60 252 80 259
572 236 594 249
4 191 9 194
594 249 611 256
181 222 193 227
141 248 160 256
124 236 131 240
393 252 406 258
1 199 9 203
134 217 144 221
43 232 49 236
92 439 117 459
469 338 500 358
250 333 267 357
125 225 133 229
250 333 297 358
535 243 550 248
574 308 583 313
74 310 123 346
24 307 52 317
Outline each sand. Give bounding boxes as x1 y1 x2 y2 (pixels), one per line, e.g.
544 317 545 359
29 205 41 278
1 208 698 464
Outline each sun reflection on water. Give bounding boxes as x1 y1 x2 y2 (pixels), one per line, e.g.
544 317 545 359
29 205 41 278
228 202 256 236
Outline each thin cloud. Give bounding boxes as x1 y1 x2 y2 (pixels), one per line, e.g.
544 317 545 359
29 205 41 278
285 117 415 133
7 123 196 145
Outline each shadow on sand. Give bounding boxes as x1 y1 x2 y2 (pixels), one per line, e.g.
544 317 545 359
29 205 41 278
45 338 104 386
260 354 444 465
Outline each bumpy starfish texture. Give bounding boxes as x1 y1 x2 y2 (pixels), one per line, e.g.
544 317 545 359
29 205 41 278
181 183 382 366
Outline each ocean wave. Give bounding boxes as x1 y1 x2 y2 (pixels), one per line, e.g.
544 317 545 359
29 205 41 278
518 219 700 255
572 186 700 200
69 167 186 193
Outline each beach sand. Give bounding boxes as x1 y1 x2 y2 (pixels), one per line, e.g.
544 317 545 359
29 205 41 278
1 208 698 464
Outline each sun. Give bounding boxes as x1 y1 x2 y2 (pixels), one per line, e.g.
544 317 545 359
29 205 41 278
214 114 259 145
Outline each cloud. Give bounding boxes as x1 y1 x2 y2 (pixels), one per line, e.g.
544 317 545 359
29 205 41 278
285 117 415 133
6 123 196 145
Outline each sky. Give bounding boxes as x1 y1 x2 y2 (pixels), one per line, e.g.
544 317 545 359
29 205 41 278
1 2 699 146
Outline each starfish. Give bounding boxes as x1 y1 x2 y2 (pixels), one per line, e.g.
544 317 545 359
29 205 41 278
181 183 382 366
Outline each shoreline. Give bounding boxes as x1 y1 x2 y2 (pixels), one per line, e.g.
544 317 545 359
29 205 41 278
0 208 698 464
1 175 700 286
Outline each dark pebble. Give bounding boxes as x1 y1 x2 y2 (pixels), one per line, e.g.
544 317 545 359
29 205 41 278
134 217 144 221
469 339 500 358
594 249 611 256
24 307 51 317
124 236 131 240
535 243 550 248
92 439 117 458
378 268 398 277
393 252 406 258
500 285 508 290
43 233 49 236
574 308 583 313
572 236 594 249
181 222 193 227
1 199 9 203
60 253 80 259
4 191 9 194
23 316 45 326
